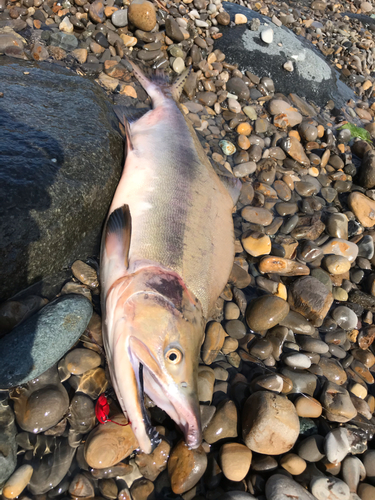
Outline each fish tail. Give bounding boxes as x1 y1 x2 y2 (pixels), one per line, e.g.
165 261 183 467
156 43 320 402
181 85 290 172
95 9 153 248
124 57 191 104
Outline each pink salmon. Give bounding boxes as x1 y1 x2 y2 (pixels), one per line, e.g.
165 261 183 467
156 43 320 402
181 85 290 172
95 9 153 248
100 59 240 453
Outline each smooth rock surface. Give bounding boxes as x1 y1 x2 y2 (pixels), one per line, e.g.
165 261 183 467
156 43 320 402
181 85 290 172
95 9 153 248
0 295 92 388
265 474 317 500
0 58 123 301
242 391 299 455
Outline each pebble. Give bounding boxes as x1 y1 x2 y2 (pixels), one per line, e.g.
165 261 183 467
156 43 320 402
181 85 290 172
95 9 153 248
280 453 307 475
321 238 358 263
310 476 350 500
128 0 156 31
242 231 271 257
269 99 303 128
295 396 322 418
168 441 207 494
0 295 92 388
111 9 128 27
220 442 252 481
298 435 325 462
0 400 17 485
332 306 358 330
135 437 170 481
2 465 33 499
64 348 101 375
203 399 238 444
242 392 299 455
323 255 351 275
84 413 138 468
11 365 69 433
202 321 226 365
242 206 273 226
261 27 274 44
348 192 375 228
246 295 289 332
234 13 248 25
288 276 333 326
259 256 309 276
265 474 316 500
358 484 375 500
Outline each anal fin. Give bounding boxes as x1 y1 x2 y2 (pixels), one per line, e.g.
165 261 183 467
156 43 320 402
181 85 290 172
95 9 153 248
105 205 132 268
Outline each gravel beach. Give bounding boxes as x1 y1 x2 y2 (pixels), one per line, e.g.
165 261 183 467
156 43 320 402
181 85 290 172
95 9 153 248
2 0 375 498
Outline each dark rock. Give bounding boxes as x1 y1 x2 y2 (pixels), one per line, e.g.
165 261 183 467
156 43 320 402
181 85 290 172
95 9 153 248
215 3 356 107
288 276 333 326
358 150 375 189
0 399 17 486
349 289 375 312
0 295 92 388
0 58 123 300
49 32 78 51
165 18 184 42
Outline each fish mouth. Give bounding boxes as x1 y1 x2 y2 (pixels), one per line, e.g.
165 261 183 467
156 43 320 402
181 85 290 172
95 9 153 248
129 336 202 449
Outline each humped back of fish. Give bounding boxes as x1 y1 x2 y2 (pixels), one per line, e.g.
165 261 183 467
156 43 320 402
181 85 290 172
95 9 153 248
100 60 239 454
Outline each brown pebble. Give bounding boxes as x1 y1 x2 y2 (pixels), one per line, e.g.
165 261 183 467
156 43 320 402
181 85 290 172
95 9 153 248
220 442 252 482
168 440 207 495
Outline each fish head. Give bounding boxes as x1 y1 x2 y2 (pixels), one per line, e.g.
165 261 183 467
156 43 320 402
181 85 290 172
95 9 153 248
110 280 205 454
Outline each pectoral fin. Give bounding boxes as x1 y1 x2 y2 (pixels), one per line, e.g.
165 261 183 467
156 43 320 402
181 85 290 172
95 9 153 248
105 205 132 268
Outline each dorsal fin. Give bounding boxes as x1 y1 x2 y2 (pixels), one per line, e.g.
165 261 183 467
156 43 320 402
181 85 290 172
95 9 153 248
105 205 132 268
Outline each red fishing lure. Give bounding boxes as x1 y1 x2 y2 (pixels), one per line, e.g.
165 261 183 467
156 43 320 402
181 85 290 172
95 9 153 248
95 394 130 427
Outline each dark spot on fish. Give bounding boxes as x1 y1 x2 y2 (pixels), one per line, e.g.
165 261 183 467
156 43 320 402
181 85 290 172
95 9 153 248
147 276 184 308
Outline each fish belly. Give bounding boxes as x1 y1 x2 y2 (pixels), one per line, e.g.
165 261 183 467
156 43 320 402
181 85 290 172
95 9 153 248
107 102 234 317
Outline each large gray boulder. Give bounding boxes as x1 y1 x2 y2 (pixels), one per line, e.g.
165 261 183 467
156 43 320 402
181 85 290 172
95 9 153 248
216 3 356 107
0 57 124 301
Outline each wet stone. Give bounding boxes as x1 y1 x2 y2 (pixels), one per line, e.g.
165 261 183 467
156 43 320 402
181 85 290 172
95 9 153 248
11 365 69 433
69 366 108 399
64 348 101 375
241 206 273 226
26 435 67 489
295 396 322 418
168 441 207 495
202 322 226 365
135 437 170 481
69 473 95 498
246 295 289 332
225 319 246 340
68 393 96 434
2 464 33 499
84 413 137 468
298 435 325 462
281 367 317 396
332 306 358 330
0 295 93 388
0 399 17 485
321 381 357 423
265 473 316 500
310 476 350 500
288 276 333 326
242 392 299 455
203 399 238 444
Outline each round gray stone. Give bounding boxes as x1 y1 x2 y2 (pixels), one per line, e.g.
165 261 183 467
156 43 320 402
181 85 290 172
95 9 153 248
111 8 128 27
0 295 93 388
265 474 316 500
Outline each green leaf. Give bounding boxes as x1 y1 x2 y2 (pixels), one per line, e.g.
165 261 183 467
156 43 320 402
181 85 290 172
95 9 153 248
338 122 372 143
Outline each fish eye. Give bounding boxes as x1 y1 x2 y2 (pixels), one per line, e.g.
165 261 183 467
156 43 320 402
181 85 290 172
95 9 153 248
165 348 182 364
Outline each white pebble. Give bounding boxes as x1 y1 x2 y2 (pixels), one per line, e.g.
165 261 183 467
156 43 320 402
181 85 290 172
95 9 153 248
227 98 241 113
261 27 273 44
283 60 294 72
59 16 73 33
284 353 311 369
195 19 209 28
172 57 185 74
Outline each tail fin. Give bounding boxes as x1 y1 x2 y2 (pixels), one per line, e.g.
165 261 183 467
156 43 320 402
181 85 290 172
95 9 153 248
124 57 192 104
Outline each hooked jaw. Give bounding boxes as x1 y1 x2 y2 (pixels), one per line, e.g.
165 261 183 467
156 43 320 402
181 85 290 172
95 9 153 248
112 333 202 454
